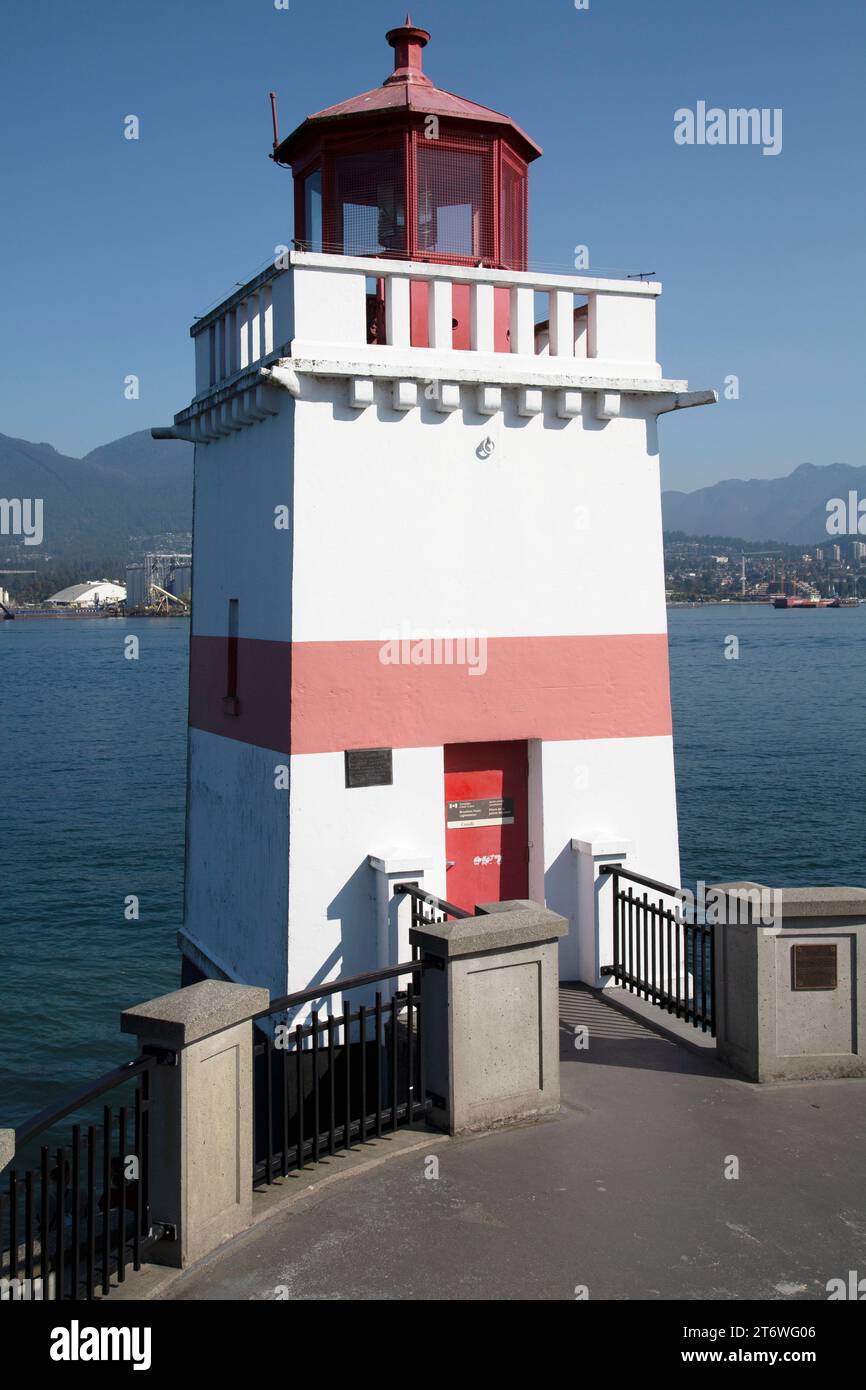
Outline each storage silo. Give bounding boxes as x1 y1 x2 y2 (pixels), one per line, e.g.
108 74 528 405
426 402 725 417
125 564 146 610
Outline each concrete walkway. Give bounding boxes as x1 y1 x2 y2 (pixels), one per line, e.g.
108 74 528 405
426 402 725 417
164 987 866 1301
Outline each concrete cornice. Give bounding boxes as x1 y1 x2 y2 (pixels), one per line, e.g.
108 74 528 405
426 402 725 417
171 356 701 444
285 349 682 395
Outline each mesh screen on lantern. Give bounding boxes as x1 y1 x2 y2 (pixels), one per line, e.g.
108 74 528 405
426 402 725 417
500 159 527 270
333 148 407 256
303 170 323 252
416 137 494 261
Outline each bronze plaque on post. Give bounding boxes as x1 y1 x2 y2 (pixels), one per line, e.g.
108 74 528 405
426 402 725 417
792 943 837 991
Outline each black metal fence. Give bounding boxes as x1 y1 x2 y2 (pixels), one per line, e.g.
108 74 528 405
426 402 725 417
0 1055 155 1301
394 883 472 950
252 962 427 1188
600 865 715 1034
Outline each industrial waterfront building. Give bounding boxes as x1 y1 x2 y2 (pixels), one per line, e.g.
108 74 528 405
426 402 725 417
46 579 126 609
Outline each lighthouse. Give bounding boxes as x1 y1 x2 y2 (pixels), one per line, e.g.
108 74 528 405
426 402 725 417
156 19 715 1003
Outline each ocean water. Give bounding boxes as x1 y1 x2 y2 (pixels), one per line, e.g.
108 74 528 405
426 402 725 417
670 604 866 890
0 618 187 1132
1 605 864 1130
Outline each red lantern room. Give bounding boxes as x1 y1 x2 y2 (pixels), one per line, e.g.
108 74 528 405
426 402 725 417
274 17 542 273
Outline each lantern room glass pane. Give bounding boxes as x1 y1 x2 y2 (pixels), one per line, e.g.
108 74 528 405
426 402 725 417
416 137 494 262
331 148 406 256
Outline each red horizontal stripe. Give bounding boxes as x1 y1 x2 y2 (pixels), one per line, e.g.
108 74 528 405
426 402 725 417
189 634 672 754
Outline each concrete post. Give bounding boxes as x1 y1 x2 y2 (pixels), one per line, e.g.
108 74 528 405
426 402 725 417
411 901 567 1135
712 883 866 1082
120 979 269 1268
570 837 633 987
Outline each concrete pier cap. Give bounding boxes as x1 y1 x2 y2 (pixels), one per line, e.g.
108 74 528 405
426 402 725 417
708 881 866 925
121 979 270 1048
417 899 567 957
411 901 567 1135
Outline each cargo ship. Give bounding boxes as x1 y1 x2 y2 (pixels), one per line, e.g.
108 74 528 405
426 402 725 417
0 605 125 619
772 595 840 608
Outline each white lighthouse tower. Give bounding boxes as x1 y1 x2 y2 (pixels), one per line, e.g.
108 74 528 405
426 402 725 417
156 19 714 1001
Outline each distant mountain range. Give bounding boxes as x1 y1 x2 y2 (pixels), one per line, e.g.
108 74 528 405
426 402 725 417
0 430 192 569
1 429 861 570
662 463 866 544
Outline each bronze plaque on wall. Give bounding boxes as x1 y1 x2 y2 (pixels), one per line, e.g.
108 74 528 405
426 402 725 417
344 748 393 789
792 943 837 991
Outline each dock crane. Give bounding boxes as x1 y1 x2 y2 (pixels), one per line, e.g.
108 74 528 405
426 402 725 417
148 583 189 616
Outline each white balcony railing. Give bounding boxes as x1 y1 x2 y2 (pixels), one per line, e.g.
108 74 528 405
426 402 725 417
192 276 276 398
190 251 663 398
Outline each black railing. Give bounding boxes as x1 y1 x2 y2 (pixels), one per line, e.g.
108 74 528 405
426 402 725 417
600 866 715 1035
394 883 472 940
0 1055 155 1301
252 962 427 1188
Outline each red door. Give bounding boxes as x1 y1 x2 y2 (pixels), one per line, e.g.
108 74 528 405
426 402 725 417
444 741 529 912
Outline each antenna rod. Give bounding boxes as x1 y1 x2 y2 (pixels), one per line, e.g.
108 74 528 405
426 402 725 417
269 91 279 150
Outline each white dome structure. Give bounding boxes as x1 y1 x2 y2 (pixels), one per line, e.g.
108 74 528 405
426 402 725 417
46 580 126 608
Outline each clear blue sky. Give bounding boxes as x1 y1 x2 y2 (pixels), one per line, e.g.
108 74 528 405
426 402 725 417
1 0 863 490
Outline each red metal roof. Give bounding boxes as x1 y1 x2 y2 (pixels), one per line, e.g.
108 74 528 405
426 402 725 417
275 19 542 164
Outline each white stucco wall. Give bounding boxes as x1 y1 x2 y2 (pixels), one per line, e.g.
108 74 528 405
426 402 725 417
290 380 668 643
537 735 681 981
183 410 295 995
191 407 294 644
287 746 447 1008
184 728 289 996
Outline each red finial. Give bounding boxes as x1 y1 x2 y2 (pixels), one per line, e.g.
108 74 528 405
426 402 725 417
384 18 432 86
